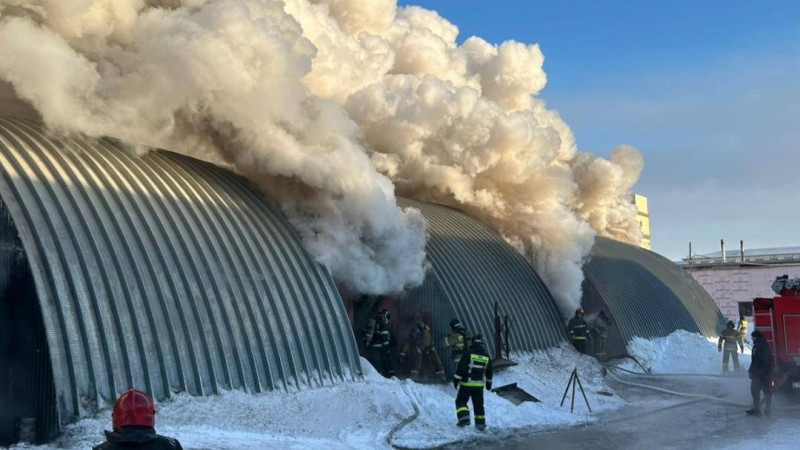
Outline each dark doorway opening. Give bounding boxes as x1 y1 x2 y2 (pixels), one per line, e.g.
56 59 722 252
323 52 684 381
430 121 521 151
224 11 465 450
0 200 57 445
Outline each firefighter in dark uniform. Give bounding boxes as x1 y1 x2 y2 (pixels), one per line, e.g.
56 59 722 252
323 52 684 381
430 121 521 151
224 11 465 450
444 319 471 369
567 307 589 354
363 308 394 377
93 389 183 450
453 334 493 430
400 321 446 381
747 330 773 416
592 310 611 361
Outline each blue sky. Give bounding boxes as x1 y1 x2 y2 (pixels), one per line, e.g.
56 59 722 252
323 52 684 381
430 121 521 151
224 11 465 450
399 0 800 260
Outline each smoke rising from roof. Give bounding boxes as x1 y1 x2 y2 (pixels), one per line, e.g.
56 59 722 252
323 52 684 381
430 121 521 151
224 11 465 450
0 0 643 313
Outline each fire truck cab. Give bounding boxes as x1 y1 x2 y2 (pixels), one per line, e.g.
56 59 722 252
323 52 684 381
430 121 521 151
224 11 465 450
753 275 800 390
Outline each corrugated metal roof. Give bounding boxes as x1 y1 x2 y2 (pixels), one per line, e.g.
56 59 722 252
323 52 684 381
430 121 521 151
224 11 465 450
0 117 361 427
396 199 566 355
583 237 725 356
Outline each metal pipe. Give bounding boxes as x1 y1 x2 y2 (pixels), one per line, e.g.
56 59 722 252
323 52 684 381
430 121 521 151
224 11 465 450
741 240 745 262
721 239 726 263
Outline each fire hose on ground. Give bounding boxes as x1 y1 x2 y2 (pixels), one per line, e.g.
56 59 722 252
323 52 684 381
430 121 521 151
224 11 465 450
603 361 800 411
387 383 462 450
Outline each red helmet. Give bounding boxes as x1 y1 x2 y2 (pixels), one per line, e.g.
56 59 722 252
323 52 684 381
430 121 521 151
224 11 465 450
112 389 155 429
576 307 584 316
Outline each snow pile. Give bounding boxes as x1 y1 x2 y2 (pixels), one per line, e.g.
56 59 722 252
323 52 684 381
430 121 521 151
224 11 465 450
626 330 752 374
13 349 621 450
393 345 623 448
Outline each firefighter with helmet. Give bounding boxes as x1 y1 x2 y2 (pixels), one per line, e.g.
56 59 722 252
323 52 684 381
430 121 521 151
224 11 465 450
363 308 395 377
444 319 471 369
93 389 183 450
567 307 589 353
737 314 749 343
592 310 612 361
400 320 446 381
452 334 493 430
718 320 745 372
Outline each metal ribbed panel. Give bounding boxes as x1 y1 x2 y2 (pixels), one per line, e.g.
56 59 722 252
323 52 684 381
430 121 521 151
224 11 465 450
583 237 726 355
0 117 361 430
397 199 566 354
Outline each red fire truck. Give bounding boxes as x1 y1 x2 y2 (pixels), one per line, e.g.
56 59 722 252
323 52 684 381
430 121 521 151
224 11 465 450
753 275 800 390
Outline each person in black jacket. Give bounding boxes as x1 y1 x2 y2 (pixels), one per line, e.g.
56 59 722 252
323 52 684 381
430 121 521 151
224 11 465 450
747 330 773 416
363 308 395 377
567 308 589 353
93 389 183 450
452 334 493 430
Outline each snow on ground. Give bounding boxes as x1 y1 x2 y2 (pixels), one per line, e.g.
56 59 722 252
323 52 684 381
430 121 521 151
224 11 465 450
11 330 798 450
10 346 620 450
393 345 623 448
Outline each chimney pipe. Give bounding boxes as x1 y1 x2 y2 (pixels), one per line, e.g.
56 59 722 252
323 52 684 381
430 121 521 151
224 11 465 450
741 240 745 262
721 239 726 263
689 241 693 261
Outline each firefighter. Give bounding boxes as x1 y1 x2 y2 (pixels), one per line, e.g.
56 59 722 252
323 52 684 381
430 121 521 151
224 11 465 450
363 308 394 377
444 319 471 369
453 334 493 430
747 330 773 416
400 321 446 381
592 310 611 361
718 320 745 372
737 314 749 343
567 308 589 354
93 389 183 450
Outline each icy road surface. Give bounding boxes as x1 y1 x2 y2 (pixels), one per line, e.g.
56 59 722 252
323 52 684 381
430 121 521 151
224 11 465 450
476 373 800 450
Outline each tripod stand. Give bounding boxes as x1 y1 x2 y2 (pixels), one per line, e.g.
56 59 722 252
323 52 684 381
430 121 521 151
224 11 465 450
560 367 592 413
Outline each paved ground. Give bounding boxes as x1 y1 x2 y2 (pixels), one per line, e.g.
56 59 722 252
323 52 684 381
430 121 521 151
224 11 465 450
449 372 800 450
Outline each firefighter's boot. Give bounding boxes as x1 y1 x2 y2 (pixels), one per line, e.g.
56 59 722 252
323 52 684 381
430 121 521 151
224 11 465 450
746 408 761 416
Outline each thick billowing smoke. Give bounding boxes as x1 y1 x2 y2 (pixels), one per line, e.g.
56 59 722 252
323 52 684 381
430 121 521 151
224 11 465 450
0 0 642 314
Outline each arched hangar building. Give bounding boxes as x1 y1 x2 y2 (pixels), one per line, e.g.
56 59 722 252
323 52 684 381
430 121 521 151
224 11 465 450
581 237 727 358
0 117 361 445
0 116 725 444
349 198 568 378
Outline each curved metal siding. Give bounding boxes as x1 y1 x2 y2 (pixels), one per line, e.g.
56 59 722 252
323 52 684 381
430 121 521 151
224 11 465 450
0 117 361 426
583 237 725 349
397 199 566 353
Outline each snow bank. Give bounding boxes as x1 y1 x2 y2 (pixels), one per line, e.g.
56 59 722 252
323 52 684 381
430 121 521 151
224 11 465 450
393 345 623 448
627 330 751 374
13 331 761 449
12 349 622 450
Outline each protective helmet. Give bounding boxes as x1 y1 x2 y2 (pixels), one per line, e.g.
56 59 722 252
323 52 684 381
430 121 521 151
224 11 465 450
751 330 762 338
740 314 745 321
416 321 425 331
727 320 735 328
449 319 463 331
471 334 485 346
575 307 584 316
112 389 155 429
379 309 390 320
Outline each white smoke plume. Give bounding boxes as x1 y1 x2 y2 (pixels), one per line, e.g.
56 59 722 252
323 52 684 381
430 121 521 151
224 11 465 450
0 0 643 314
